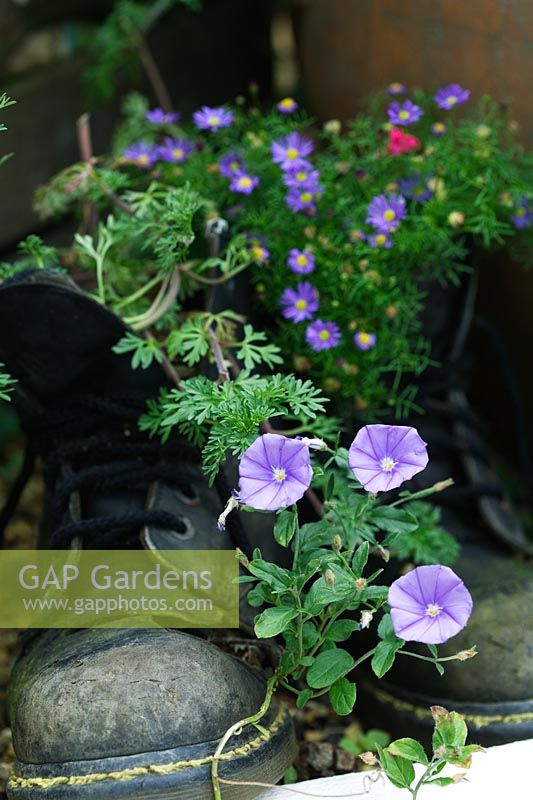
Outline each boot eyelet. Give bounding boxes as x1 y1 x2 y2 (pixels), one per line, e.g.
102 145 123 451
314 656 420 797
174 517 196 540
176 485 200 506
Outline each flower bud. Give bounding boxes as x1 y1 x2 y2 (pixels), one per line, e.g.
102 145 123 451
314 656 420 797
433 478 454 492
360 610 374 629
476 124 491 139
431 705 450 722
324 569 336 588
355 577 367 591
456 648 477 661
448 211 465 228
332 534 343 552
324 119 342 135
359 751 378 766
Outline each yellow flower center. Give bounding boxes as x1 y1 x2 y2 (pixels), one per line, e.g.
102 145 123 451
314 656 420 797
296 254 308 266
296 171 307 182
380 456 396 473
286 147 299 160
389 83 403 92
238 176 253 188
272 467 287 483
434 122 445 132
137 154 149 165
427 603 442 617
445 96 456 106
208 115 221 126
358 332 371 345
319 330 330 341
173 149 184 160
295 299 308 310
230 161 240 171
517 207 526 217
383 209 395 221
375 234 387 246
399 110 410 120
300 192 312 203
280 98 294 109
251 246 266 262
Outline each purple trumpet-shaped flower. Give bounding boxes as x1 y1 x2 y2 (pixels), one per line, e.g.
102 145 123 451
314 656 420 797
306 320 341 351
193 106 234 131
123 141 158 169
280 281 319 323
389 564 473 645
238 434 313 511
271 132 314 170
367 193 406 233
146 108 180 124
230 171 259 195
348 424 428 492
387 100 424 126
158 137 194 164
435 84 470 110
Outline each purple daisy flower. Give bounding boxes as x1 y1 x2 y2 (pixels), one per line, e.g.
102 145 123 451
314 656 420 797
283 166 321 190
271 132 314 171
238 433 312 511
348 424 428 493
368 232 392 249
389 565 473 645
277 97 298 115
512 198 532 229
249 243 270 264
285 186 321 214
193 105 234 131
219 153 245 178
230 171 259 195
435 84 470 110
158 137 194 164
354 331 377 351
387 100 424 126
288 248 315 274
387 82 407 96
280 282 319 323
367 192 406 232
123 141 158 169
146 108 180 124
431 122 447 136
306 320 341 351
399 176 432 202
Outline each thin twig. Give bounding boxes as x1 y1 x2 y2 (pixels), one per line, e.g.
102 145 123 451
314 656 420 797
76 113 97 235
208 328 230 381
145 328 184 391
138 37 173 112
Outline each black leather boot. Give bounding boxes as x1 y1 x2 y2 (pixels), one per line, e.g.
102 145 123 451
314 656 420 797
0 270 295 799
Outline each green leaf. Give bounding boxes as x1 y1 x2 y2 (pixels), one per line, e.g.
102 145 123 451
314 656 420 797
359 729 391 750
427 777 455 787
307 648 355 689
378 748 415 790
254 605 298 638
274 508 297 548
369 506 419 534
387 738 428 765
351 541 369 576
339 737 361 756
247 560 292 592
427 643 438 658
296 689 313 709
371 638 404 678
112 333 164 370
329 677 357 715
432 709 468 752
377 613 395 640
325 619 359 642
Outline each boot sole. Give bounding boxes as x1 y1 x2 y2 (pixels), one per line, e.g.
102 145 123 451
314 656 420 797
8 705 295 800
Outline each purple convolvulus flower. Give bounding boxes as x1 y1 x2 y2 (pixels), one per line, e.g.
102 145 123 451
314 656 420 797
387 82 407 96
399 176 432 202
158 137 194 164
238 433 312 511
249 243 270 264
287 248 315 274
146 108 180 124
512 198 532 229
283 166 321 190
219 153 244 178
368 232 392 249
431 122 447 136
193 105 234 131
387 99 424 126
306 320 341 351
435 84 470 110
230 171 259 195
123 141 158 169
271 132 314 170
277 97 298 114
367 193 406 232
354 332 377 351
348 424 428 492
388 565 473 645
280 282 319 323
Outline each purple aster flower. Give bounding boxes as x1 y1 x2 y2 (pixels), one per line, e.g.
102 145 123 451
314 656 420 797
271 132 314 170
387 100 424 126
368 232 392 249
249 243 270 264
348 424 428 492
387 82 407 96
354 331 377 351
219 153 244 178
283 166 321 190
435 84 470 110
306 320 341 351
287 248 315 274
367 193 406 232
277 97 298 114
280 282 319 323
512 198 532 229
158 137 194 164
239 434 312 511
389 565 473 645
230 171 259 195
285 186 321 214
431 122 447 136
146 108 180 124
399 176 432 202
123 141 158 169
193 105 234 131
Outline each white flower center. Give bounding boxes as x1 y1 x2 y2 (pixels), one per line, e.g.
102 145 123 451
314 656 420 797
426 603 442 617
272 467 287 483
380 456 396 473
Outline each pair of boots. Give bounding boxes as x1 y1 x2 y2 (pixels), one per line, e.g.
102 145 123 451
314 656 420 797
1 268 532 800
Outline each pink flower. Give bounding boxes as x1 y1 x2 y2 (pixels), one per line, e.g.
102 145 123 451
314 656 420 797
387 129 420 156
